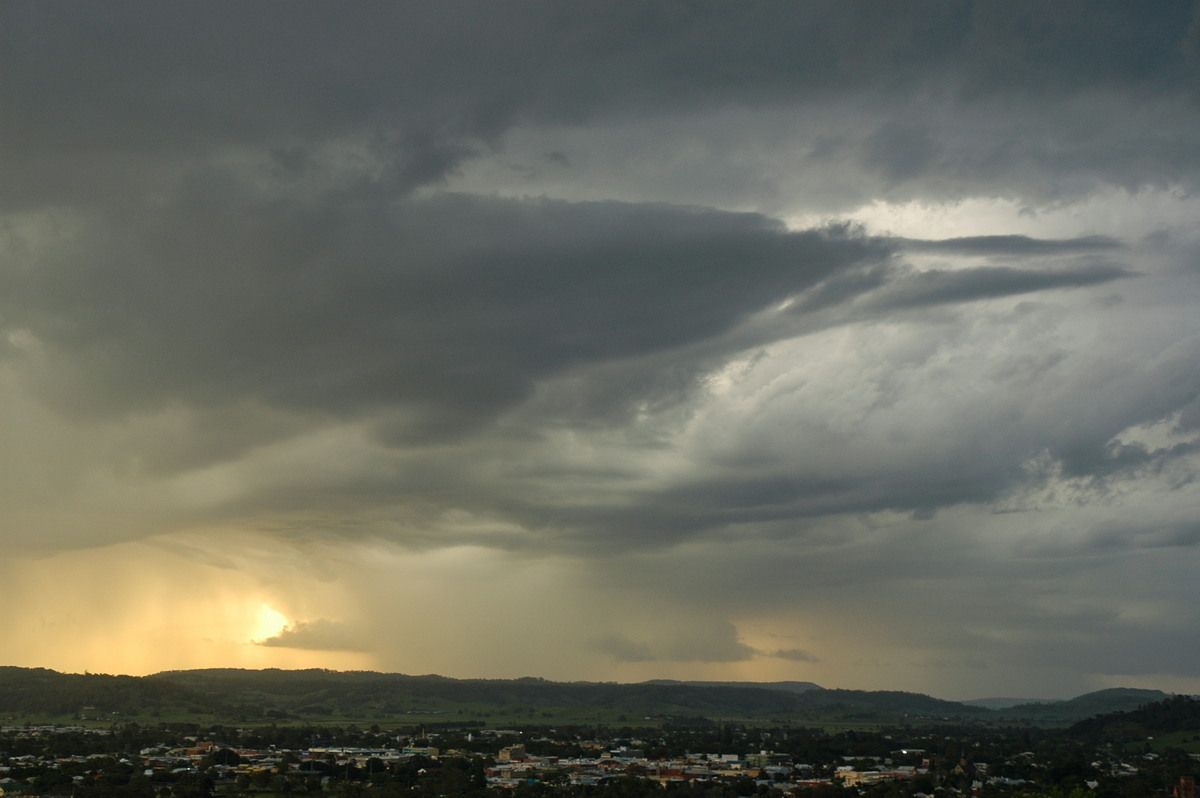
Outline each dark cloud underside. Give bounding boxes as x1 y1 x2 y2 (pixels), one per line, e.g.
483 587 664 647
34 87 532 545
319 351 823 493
2 0 1199 698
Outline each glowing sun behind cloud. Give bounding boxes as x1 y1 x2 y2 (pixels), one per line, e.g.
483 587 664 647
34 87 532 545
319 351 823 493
253 604 290 644
0 529 375 675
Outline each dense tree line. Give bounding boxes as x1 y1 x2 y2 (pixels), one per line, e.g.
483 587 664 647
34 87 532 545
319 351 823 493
1069 695 1200 743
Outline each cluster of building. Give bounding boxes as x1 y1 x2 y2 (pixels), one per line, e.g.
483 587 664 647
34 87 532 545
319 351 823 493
485 743 833 790
3 725 1194 796
0 726 934 794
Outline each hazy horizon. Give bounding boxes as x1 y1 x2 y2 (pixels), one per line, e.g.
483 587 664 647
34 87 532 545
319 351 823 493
7 663 1176 705
3 1 1200 703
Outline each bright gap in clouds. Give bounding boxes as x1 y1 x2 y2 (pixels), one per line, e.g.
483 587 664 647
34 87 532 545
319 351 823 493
788 188 1200 241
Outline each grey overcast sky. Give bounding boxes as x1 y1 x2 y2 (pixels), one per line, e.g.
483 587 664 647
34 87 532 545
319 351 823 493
3 1 1200 700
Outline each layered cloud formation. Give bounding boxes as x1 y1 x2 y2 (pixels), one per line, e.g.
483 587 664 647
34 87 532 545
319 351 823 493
2 1 1199 699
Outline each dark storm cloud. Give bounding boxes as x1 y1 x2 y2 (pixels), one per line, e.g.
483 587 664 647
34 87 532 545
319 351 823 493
486 447 999 551
790 263 895 314
1044 339 1200 480
793 259 1133 315
935 565 1200 679
2 0 1199 698
869 262 1135 311
1 0 1192 547
1024 518 1200 558
3 1 1199 215
553 475 932 548
1084 440 1200 481
13 1 1189 123
0 190 880 456
863 123 943 184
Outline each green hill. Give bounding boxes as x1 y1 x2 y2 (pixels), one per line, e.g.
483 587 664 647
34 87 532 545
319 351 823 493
0 666 216 718
147 669 832 720
995 688 1170 724
0 667 1180 729
1068 694 1200 742
648 679 822 694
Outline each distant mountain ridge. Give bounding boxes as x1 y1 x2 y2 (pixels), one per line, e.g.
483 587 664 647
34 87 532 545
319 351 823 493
647 679 822 694
1068 693 1200 740
0 667 1178 727
962 697 1054 710
992 687 1172 722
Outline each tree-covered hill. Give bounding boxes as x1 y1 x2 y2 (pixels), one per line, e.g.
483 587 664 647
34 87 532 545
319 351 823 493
994 687 1170 724
147 669 835 719
647 679 822 694
1068 694 1200 742
0 666 214 717
0 667 1183 728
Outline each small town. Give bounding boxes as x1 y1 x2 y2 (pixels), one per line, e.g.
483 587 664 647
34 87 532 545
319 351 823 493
1 715 1198 798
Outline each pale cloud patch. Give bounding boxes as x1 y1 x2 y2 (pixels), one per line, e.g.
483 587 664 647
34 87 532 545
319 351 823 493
257 619 371 653
768 649 820 663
